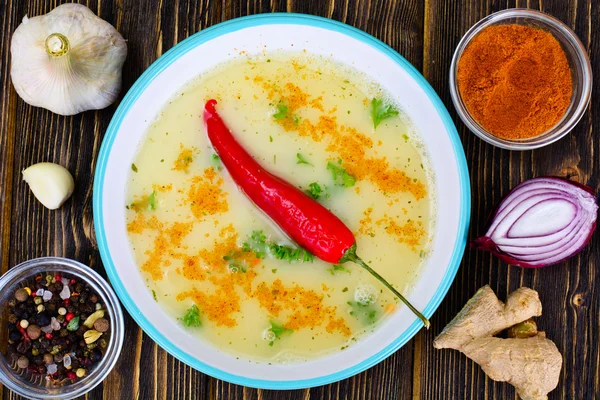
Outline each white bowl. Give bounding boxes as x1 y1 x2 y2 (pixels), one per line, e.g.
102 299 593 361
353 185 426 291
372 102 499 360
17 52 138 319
93 13 470 389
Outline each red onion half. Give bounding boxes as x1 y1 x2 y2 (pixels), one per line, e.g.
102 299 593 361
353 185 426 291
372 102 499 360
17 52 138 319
472 177 598 268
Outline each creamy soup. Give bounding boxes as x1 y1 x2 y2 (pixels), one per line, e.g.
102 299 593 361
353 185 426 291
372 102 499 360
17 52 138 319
126 53 434 363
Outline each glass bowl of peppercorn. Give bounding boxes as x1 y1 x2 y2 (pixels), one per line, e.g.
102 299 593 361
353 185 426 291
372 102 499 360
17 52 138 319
449 8 592 150
0 257 124 399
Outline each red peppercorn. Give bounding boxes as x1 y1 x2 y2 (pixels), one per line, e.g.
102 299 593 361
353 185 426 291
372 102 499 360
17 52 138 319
69 278 76 285
45 332 53 340
64 299 71 307
67 371 76 380
35 275 42 282
54 274 61 281
17 324 30 340
65 313 75 322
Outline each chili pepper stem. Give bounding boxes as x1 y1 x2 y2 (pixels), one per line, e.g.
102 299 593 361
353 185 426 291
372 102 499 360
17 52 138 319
341 244 430 329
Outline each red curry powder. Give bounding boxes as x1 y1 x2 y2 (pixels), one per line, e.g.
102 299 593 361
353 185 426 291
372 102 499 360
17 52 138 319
457 25 573 140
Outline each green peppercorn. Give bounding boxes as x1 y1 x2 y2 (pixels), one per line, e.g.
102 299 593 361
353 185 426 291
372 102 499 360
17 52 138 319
66 316 80 331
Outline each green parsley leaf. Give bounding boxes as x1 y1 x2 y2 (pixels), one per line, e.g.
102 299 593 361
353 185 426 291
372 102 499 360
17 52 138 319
273 102 289 119
305 182 326 200
328 264 350 275
296 153 313 166
270 320 293 340
242 230 313 263
211 153 222 170
148 190 157 210
131 163 138 173
242 230 268 259
347 301 378 325
327 160 356 187
182 305 201 327
269 242 314 263
370 98 399 129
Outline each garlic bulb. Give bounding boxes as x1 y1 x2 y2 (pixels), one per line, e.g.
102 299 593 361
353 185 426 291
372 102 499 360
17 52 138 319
23 163 75 210
10 4 127 116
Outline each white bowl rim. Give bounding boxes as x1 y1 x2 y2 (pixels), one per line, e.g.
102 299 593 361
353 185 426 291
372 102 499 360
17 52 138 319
93 12 471 389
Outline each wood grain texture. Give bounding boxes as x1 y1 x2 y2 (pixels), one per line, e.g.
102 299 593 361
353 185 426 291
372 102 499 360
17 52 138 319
0 0 597 399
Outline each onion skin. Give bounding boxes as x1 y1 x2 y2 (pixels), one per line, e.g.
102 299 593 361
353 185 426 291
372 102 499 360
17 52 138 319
471 176 598 268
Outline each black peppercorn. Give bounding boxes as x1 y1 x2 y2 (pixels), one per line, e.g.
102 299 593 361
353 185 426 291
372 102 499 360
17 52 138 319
9 330 22 341
16 340 32 354
90 348 102 362
36 313 50 327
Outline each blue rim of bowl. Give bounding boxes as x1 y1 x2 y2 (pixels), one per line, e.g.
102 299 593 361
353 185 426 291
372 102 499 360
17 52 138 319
93 13 471 390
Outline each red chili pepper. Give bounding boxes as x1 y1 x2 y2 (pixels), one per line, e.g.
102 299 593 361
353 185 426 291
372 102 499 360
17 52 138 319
17 324 30 341
203 100 429 327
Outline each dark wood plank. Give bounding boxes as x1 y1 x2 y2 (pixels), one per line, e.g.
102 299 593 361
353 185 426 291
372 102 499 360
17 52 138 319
421 0 598 399
0 0 597 399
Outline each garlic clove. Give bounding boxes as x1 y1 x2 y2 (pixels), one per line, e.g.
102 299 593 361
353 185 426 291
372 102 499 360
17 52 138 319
22 163 75 210
10 4 127 116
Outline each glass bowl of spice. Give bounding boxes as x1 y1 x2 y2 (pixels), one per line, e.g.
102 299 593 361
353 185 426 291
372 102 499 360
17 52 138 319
0 257 124 399
449 8 592 150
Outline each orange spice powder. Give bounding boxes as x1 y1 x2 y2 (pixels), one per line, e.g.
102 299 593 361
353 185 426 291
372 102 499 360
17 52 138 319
457 25 572 140
257 76 426 200
172 146 195 172
186 167 229 220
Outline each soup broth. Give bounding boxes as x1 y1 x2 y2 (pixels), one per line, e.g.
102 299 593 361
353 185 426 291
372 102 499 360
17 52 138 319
126 53 433 363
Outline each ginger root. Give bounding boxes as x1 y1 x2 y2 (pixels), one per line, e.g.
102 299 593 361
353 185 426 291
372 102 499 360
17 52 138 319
433 285 562 400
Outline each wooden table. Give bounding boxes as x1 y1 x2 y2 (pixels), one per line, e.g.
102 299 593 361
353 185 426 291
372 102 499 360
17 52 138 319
0 0 597 399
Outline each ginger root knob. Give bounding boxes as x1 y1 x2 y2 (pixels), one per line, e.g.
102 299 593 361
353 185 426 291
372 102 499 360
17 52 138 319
434 285 562 400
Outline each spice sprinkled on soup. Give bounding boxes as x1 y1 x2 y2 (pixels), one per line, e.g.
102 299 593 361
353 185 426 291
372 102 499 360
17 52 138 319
457 25 572 140
126 53 434 362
